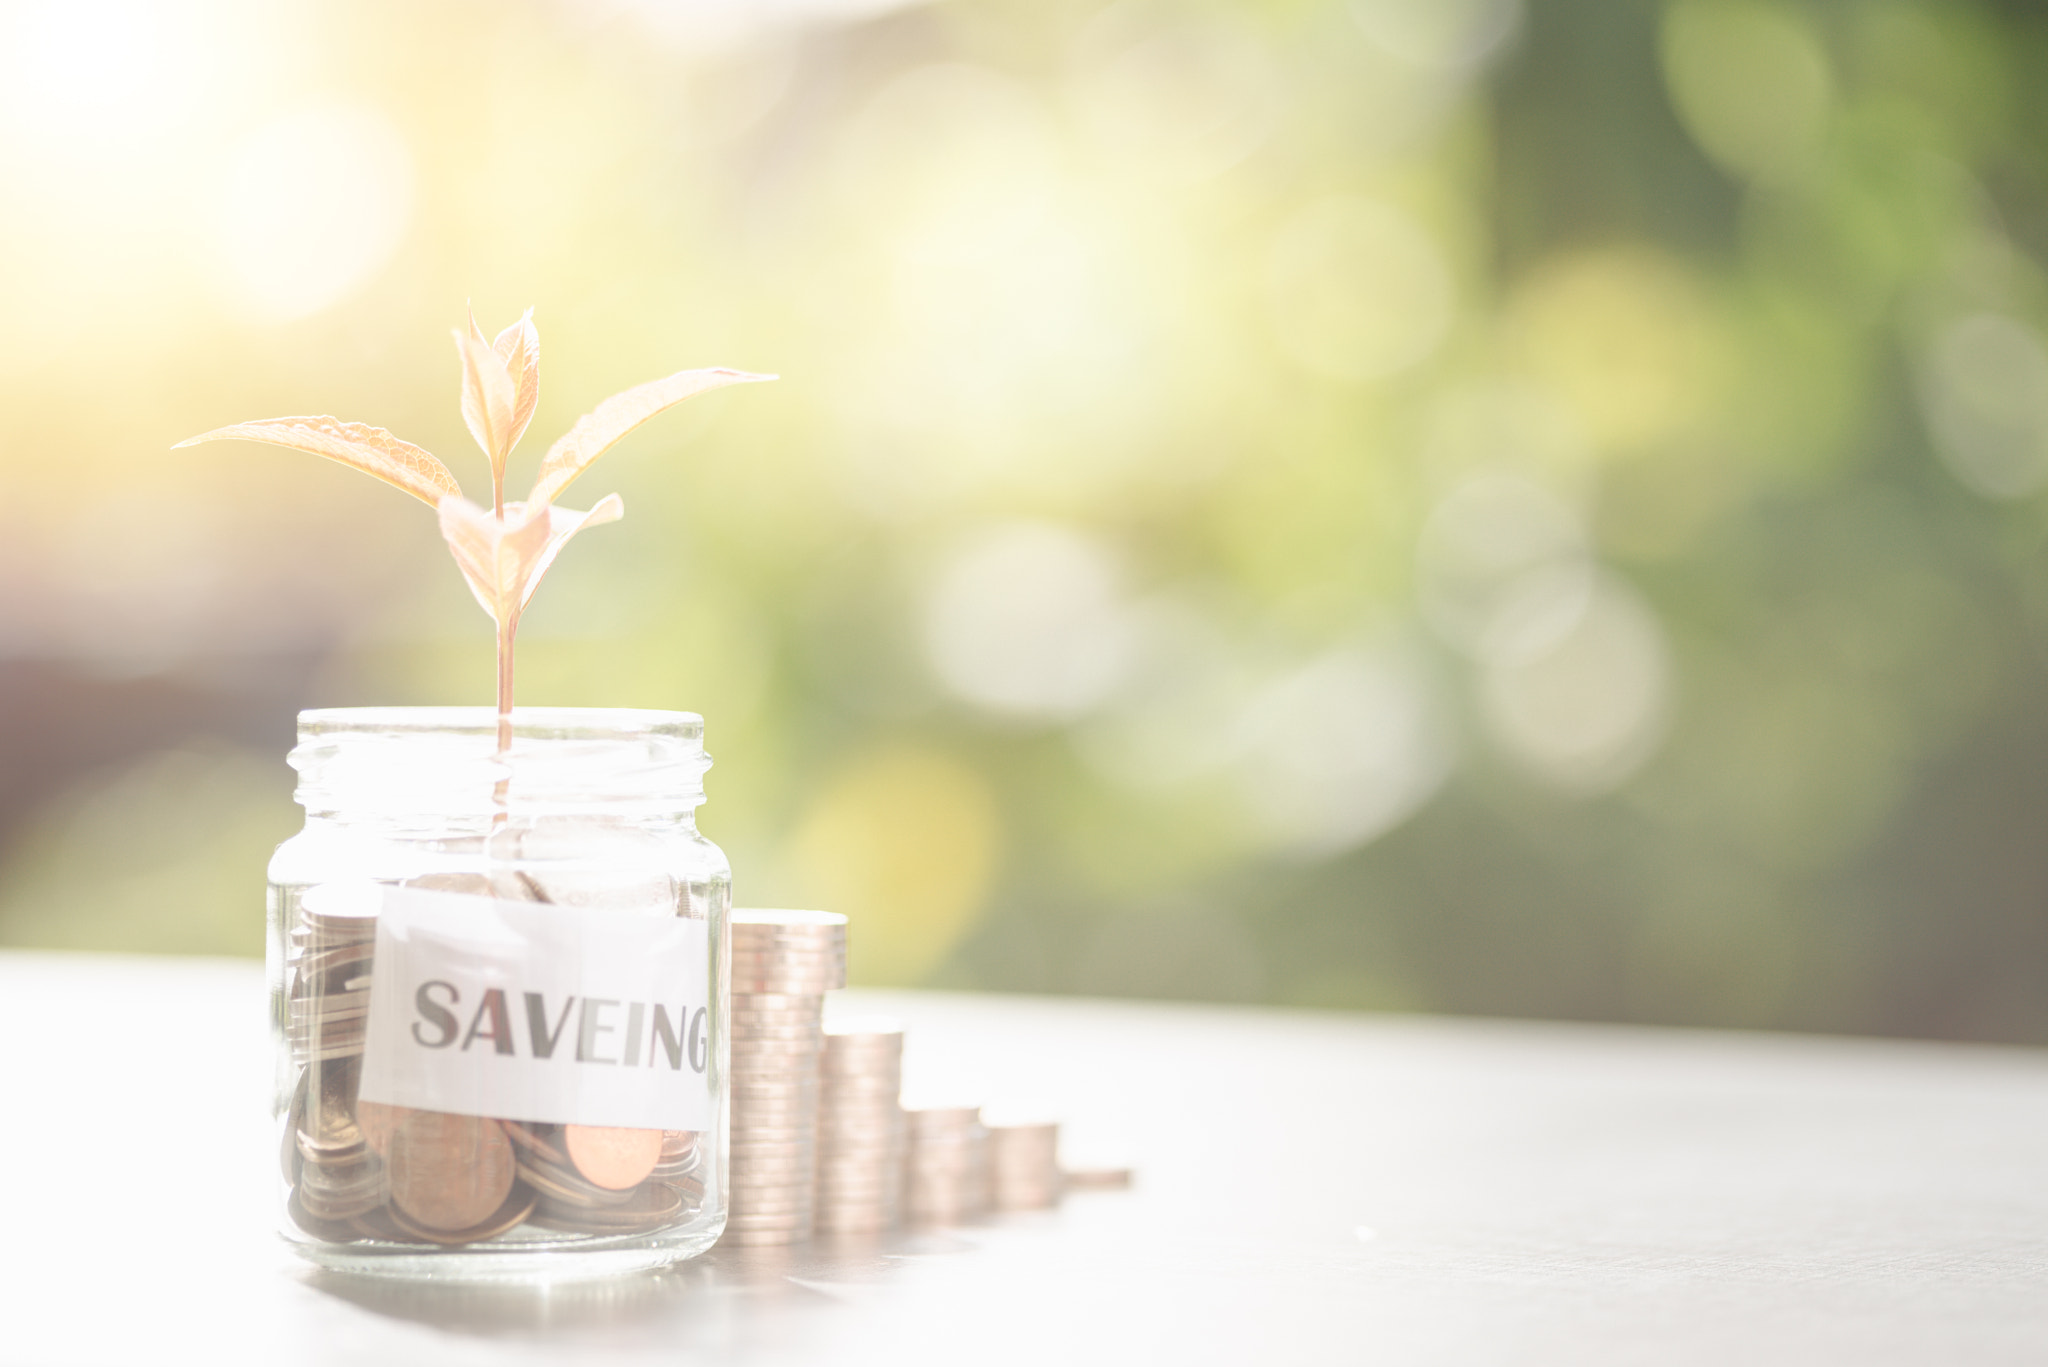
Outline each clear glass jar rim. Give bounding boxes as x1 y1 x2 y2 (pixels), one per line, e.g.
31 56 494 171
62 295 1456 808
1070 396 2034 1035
297 706 703 743
290 706 710 818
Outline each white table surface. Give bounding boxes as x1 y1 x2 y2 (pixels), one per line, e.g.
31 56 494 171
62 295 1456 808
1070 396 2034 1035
1 951 2045 1365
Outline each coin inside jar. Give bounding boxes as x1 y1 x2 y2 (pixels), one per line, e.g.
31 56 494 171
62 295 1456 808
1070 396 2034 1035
353 1099 409 1158
387 1111 516 1232
386 1183 538 1247
564 1125 663 1190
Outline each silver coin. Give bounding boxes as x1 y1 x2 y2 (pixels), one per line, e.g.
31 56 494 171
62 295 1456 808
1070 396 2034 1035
729 944 843 961
729 1151 819 1171
731 1145 817 1163
818 1101 904 1119
820 1156 903 1175
730 910 846 935
729 1084 821 1104
731 1122 816 1141
729 1164 818 1183
819 1106 903 1122
730 1037 826 1055
729 945 844 966
731 994 827 1012
818 1135 903 1155
731 1090 821 1108
727 1173 819 1192
730 1093 820 1112
818 1122 904 1142
732 1025 826 1042
729 1012 823 1032
726 1174 818 1192
818 1177 902 1196
733 1111 821 1130
720 1210 816 1226
731 995 826 1013
728 964 843 984
730 977 843 996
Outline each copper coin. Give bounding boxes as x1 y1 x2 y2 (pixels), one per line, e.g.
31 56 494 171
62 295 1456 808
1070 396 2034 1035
300 1057 366 1157
288 1186 364 1243
353 1099 409 1157
387 1110 515 1231
386 1183 538 1246
280 1070 309 1184
501 1118 569 1166
564 1125 663 1190
514 1155 637 1208
349 1203 409 1243
531 1180 685 1234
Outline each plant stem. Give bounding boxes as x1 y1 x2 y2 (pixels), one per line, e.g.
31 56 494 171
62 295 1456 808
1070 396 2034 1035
496 614 516 756
491 489 512 821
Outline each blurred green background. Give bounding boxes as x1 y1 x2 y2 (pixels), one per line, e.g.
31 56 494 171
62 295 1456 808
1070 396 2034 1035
3 0 2046 1042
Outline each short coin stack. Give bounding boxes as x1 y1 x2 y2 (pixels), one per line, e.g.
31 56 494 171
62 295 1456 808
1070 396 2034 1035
816 1022 906 1233
725 909 848 1246
901 1104 989 1225
985 1119 1061 1210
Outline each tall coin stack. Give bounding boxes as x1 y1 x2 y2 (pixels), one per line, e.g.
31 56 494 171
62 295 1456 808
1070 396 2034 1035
816 1023 905 1233
725 909 847 1246
985 1119 1061 1210
901 1105 989 1225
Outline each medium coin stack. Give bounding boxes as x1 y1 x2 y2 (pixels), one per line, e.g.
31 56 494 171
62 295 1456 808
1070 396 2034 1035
286 896 376 1064
815 1022 905 1233
725 909 847 1246
901 1104 989 1225
282 896 384 1233
985 1119 1061 1210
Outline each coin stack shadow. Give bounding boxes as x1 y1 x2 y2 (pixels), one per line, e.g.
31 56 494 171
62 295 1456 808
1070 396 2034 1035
901 1105 990 1225
985 1120 1061 1210
724 909 848 1246
816 1023 906 1233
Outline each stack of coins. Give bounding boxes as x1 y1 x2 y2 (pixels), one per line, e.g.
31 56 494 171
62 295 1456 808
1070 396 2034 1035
901 1104 989 1225
725 909 847 1246
284 1055 386 1230
286 897 376 1065
815 1022 905 1233
282 895 384 1234
984 1119 1061 1210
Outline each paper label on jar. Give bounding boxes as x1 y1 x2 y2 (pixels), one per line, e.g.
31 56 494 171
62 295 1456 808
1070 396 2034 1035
356 887 712 1131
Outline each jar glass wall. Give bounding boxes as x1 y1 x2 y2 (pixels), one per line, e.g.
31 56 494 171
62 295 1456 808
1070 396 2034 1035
267 708 730 1280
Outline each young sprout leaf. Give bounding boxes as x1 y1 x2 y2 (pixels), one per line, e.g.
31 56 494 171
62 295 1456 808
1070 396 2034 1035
435 494 625 627
172 417 461 507
493 310 542 455
455 329 520 486
528 367 775 506
178 309 767 761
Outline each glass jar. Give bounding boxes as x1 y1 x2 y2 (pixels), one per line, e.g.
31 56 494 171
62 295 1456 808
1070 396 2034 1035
267 707 730 1279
